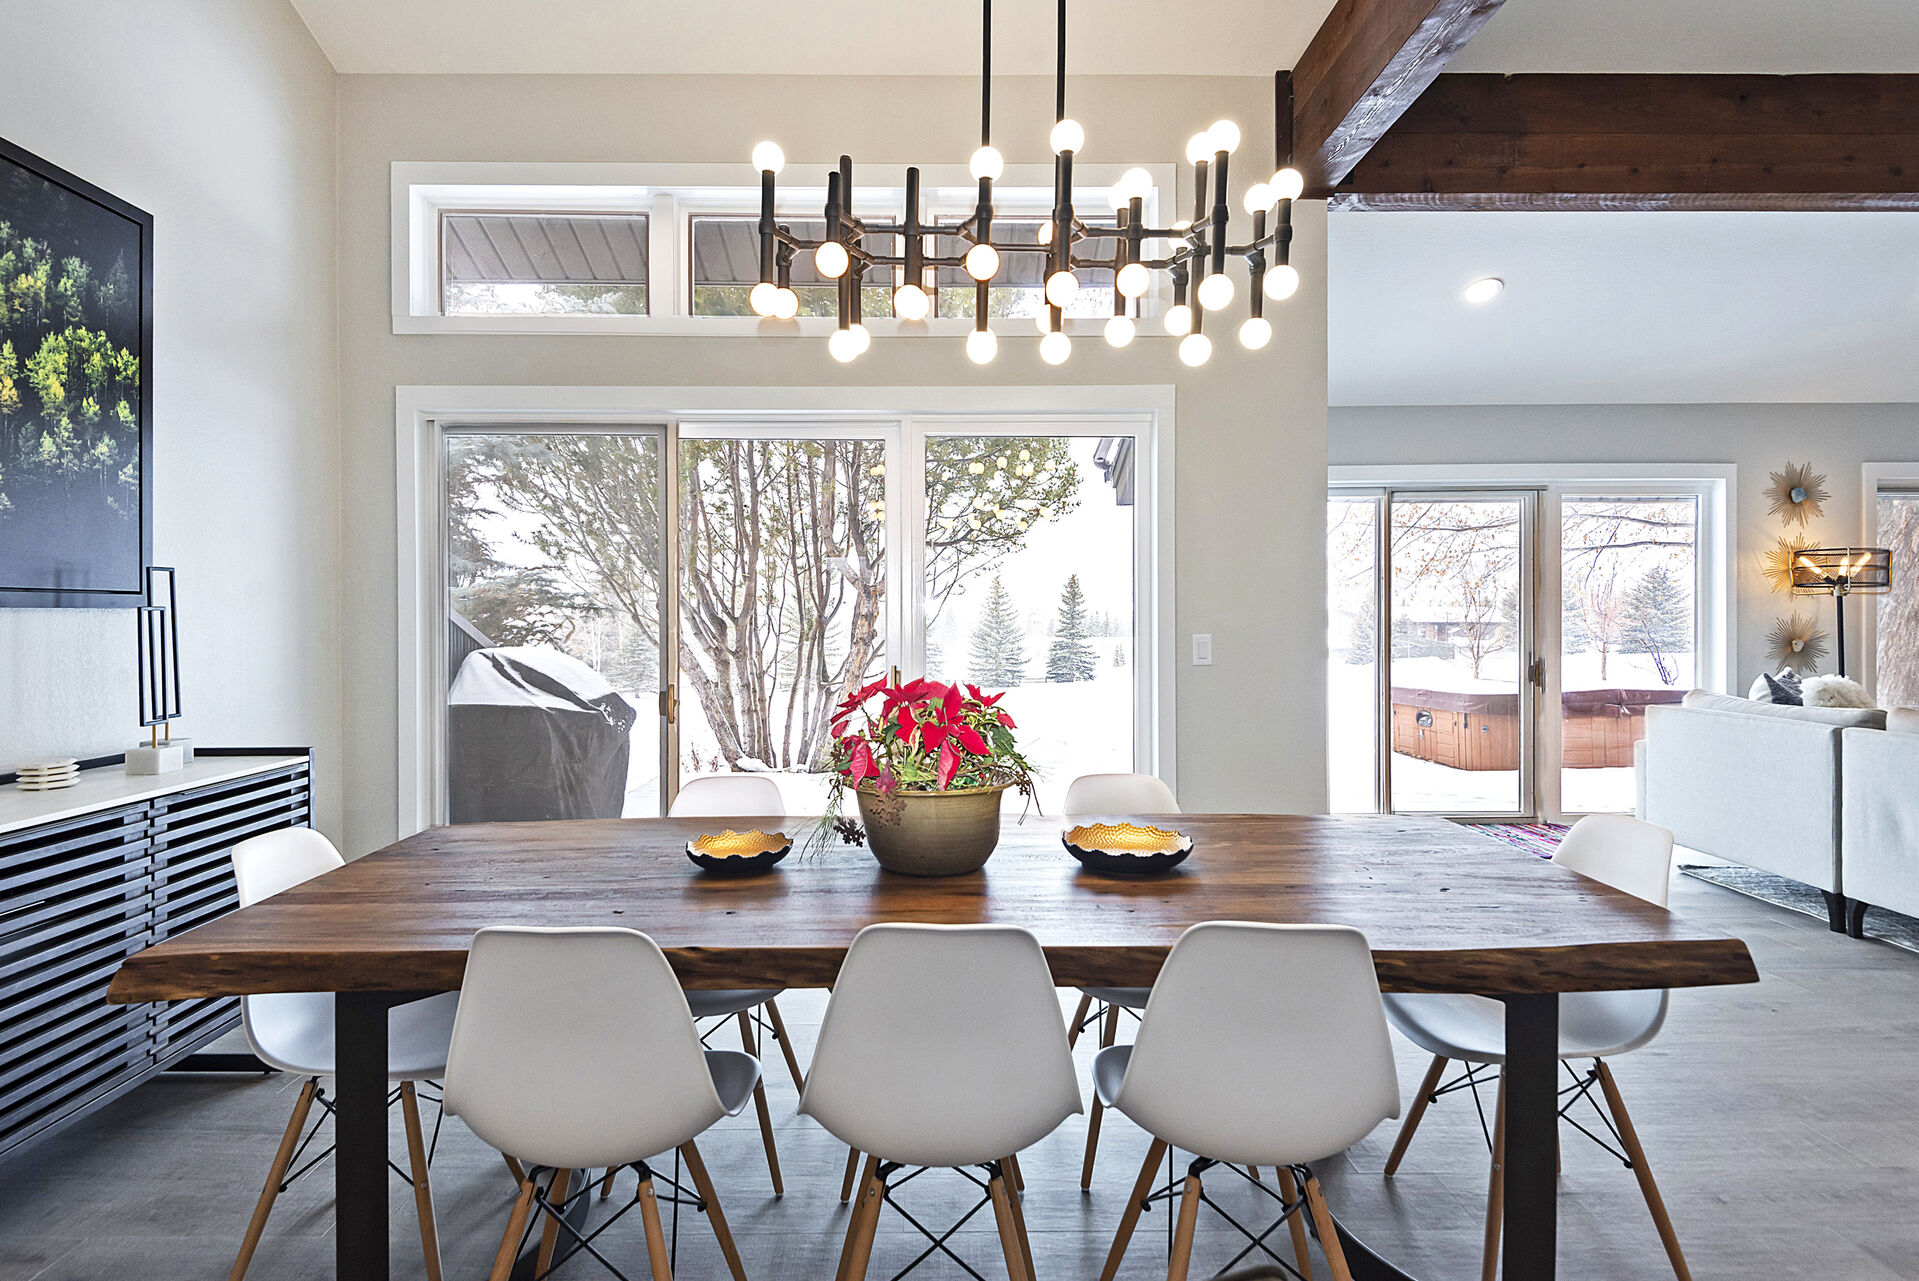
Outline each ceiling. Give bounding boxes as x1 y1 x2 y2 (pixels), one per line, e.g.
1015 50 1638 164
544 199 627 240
1329 212 1919 405
286 0 1337 77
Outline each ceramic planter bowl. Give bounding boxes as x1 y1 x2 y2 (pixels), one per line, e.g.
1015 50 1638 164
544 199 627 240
854 782 1007 876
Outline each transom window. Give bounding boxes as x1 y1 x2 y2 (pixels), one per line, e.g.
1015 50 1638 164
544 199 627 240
441 211 649 316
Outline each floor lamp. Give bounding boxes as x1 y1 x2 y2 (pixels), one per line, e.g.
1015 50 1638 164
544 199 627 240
1791 547 1893 678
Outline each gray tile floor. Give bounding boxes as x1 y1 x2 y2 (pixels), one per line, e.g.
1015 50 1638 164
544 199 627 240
6 872 1919 1280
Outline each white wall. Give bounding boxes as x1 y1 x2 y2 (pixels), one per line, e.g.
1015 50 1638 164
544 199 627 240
336 73 1330 854
0 0 343 836
1330 402 1919 690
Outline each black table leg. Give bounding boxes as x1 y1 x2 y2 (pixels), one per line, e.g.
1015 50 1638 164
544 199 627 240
1501 994 1559 1280
335 991 393 1281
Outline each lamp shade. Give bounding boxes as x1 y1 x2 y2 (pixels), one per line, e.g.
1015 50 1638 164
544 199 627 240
1789 547 1893 595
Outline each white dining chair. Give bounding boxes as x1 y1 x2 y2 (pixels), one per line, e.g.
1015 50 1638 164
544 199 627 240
444 926 756 1281
801 924 1083 1281
226 828 457 1281
1380 813 1689 1281
604 772 796 1201
1062 771 1179 1190
1093 922 1401 1281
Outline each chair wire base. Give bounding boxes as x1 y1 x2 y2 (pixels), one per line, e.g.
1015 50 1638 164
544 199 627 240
275 1078 444 1192
1431 1058 1638 1168
516 1158 706 1281
1135 1157 1316 1280
860 1159 1015 1281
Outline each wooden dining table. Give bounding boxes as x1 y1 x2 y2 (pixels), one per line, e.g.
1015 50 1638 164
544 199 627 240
108 812 1758 1281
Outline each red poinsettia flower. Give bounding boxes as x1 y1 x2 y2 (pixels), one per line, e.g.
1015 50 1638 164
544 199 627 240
896 705 919 745
936 740 962 789
846 739 876 785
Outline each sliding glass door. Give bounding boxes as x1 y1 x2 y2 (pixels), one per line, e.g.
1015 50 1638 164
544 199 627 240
1329 482 1711 821
437 416 1158 821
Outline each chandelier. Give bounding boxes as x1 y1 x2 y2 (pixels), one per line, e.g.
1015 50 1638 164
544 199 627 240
744 0 1303 367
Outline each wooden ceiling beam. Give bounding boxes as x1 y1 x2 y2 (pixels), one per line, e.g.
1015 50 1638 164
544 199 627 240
1335 74 1919 211
1290 0 1511 191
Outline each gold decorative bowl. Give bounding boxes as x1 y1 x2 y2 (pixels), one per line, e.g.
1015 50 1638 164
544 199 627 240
686 829 792 876
1062 823 1193 876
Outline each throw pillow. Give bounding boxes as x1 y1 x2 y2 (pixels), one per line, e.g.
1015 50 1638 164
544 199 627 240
1802 674 1876 709
1762 671 1804 705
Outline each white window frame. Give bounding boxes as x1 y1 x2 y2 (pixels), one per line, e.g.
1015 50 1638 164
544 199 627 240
397 383 1176 838
1329 462 1733 823
1862 463 1919 699
394 161 1174 336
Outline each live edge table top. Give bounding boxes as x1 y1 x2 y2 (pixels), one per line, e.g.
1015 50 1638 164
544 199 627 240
107 813 1758 1003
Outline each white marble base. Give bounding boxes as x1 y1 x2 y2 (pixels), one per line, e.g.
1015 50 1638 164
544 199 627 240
124 743 187 775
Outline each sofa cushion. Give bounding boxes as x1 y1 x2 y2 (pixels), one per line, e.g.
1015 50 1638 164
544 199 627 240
1889 707 1919 736
1682 688 1888 729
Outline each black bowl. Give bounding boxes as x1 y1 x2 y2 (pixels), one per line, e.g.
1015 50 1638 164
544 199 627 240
686 832 792 877
1062 825 1193 877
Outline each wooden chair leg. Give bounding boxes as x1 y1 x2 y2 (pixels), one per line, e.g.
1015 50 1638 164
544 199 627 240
504 1154 528 1186
1008 1151 1026 1193
1277 1165 1314 1281
680 1139 749 1281
1384 1054 1449 1177
1100 1138 1168 1281
1067 991 1094 1049
399 1082 444 1281
1482 1071 1508 1281
988 1166 1032 1281
599 1165 620 1200
637 1175 675 1281
764 998 807 1091
1595 1060 1693 1281
1303 1175 1357 1281
841 1147 862 1203
1081 1003 1121 1190
837 1155 884 1281
229 1076 318 1281
487 1178 539 1281
1001 1157 1037 1279
1167 1172 1204 1281
536 1168 573 1276
740 1010 785 1196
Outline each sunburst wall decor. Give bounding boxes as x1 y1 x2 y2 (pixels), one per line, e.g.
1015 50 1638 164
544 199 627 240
1765 461 1829 528
1766 612 1829 673
1763 533 1817 594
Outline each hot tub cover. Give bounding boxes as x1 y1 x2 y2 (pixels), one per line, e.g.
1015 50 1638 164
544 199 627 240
448 646 638 823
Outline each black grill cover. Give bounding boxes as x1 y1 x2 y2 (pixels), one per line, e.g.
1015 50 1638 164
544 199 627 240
448 646 638 823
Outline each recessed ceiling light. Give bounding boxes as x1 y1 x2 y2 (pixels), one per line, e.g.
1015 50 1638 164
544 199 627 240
1464 277 1505 304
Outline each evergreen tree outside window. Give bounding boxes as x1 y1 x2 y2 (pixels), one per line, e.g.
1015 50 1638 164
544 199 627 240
1046 574 1099 681
968 575 1027 687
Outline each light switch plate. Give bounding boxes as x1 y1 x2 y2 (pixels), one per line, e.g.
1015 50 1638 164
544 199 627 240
1192 633 1213 665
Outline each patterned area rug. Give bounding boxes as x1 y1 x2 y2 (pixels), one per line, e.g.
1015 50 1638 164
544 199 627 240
1469 822 1569 858
1679 863 1919 956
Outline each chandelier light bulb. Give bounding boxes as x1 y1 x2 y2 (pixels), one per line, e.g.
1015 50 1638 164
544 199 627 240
1104 315 1136 348
1185 131 1216 165
966 328 998 365
1208 119 1241 155
751 141 786 174
1039 330 1072 365
1239 316 1273 350
964 243 1000 281
1264 263 1301 301
1178 332 1213 367
1107 167 1154 211
749 281 780 317
814 240 850 279
1050 118 1086 155
969 144 1005 181
828 328 860 363
1196 271 1235 311
1045 269 1078 309
771 287 799 320
1242 182 1273 215
847 322 871 355
1037 221 1054 246
894 283 931 321
1271 167 1306 202
1116 262 1151 298
1034 311 1055 335
1163 302 1193 336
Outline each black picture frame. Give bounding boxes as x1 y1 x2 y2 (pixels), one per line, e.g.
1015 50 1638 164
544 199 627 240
0 135 153 608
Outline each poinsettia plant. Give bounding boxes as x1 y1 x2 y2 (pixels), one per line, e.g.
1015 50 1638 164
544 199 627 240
813 677 1039 847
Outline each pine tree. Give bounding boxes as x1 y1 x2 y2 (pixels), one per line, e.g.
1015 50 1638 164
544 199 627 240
1113 645 1126 668
1347 594 1378 664
1622 564 1690 685
1045 574 1100 682
967 575 1027 687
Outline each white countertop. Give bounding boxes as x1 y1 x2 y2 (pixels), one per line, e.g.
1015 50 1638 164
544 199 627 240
0 755 308 838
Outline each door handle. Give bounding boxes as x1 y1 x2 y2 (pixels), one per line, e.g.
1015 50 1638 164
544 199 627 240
659 684 678 725
891 666 902 686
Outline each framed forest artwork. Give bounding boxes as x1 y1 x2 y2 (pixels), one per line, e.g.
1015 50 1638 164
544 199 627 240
0 135 152 607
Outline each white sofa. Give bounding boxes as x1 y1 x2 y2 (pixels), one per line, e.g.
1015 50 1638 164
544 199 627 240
1840 707 1919 934
1635 690 1890 933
